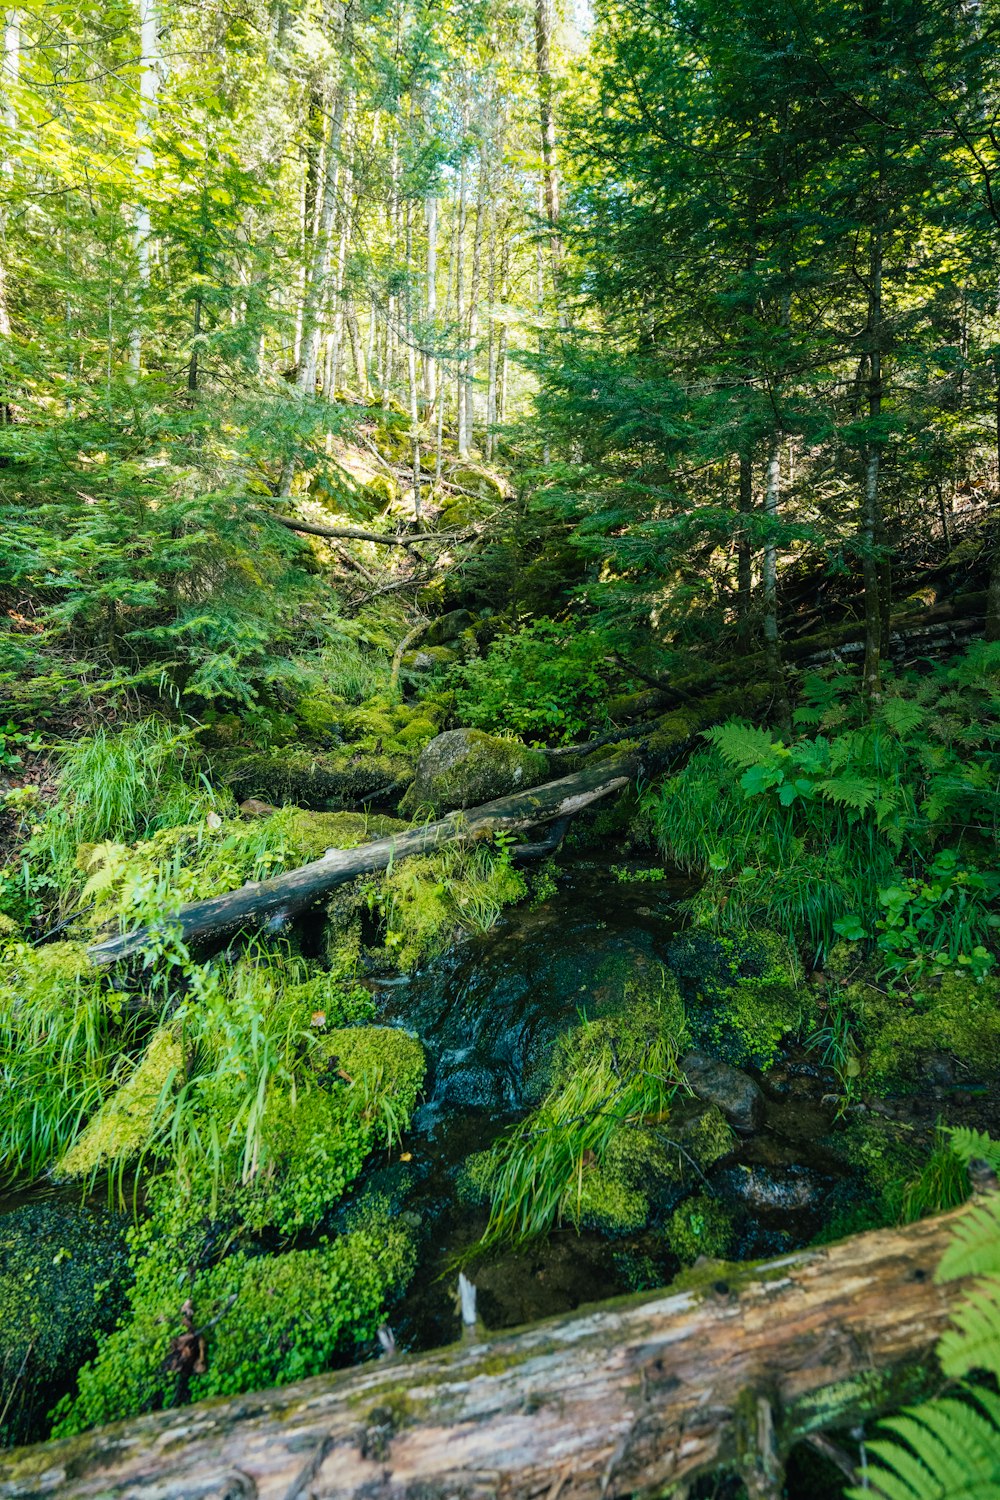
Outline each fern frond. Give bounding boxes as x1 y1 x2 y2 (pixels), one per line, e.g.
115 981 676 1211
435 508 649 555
817 774 879 810
938 1196 1000 1283
879 697 927 737
949 1129 1000 1174
849 1392 1000 1500
702 721 783 770
938 1278 1000 1380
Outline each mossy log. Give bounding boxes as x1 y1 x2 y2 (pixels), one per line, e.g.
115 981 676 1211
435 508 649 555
610 589 989 725
0 1207 972 1500
87 758 638 966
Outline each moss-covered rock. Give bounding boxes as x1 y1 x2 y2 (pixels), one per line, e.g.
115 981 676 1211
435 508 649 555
399 728 549 817
573 1167 649 1235
56 1028 182 1178
53 1201 416 1437
664 1192 734 1264
424 609 476 646
369 844 528 971
211 744 414 809
863 972 1000 1090
400 645 459 674
667 928 806 1070
0 1202 130 1445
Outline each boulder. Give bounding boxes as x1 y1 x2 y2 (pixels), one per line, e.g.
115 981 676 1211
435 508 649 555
399 729 549 817
424 609 476 647
681 1050 765 1134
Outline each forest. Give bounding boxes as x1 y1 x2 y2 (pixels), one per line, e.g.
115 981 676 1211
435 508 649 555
1 0 1000 1495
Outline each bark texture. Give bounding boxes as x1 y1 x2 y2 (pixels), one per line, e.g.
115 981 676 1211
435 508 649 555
0 1208 970 1500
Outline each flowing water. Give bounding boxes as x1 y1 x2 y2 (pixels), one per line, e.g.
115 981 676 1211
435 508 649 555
354 859 860 1354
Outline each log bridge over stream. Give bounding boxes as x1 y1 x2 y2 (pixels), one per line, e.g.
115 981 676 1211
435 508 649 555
0 1206 968 1500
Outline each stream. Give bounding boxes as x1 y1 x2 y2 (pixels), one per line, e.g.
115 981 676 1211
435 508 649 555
350 858 862 1354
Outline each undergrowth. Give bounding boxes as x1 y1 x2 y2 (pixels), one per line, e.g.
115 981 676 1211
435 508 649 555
646 645 1000 965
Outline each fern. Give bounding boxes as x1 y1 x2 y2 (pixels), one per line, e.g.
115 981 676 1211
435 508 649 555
938 1195 1000 1282
851 1178 1000 1500
938 1280 1000 1380
702 720 784 770
853 1391 1000 1499
817 774 880 811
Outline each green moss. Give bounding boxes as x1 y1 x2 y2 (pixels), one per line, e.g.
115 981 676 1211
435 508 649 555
286 809 410 862
0 1203 130 1446
372 844 528 971
364 473 398 510
664 1192 734 1264
212 744 414 809
865 972 1000 1090
572 1166 649 1235
56 1028 183 1178
53 1201 416 1436
667 928 806 1069
322 1025 426 1130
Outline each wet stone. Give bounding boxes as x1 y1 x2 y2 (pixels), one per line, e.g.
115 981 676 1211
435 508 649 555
681 1051 765 1133
713 1163 832 1215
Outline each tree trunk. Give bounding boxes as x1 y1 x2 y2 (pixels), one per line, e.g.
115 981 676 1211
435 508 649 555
737 448 753 650
455 131 468 454
88 757 638 965
129 0 160 373
463 157 485 454
405 199 421 515
988 362 1000 640
0 1205 974 1499
424 195 437 417
297 11 352 398
534 0 564 323
0 6 20 341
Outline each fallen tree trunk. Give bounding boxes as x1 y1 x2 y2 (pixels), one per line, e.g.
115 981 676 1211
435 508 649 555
87 757 638 966
262 512 470 551
0 1207 969 1500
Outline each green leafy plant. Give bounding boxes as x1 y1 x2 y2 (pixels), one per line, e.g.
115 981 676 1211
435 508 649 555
646 651 1000 963
850 1148 1000 1499
449 617 622 744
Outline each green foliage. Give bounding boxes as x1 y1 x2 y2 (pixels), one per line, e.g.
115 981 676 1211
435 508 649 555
0 1203 130 1446
371 841 528 971
849 1165 1000 1500
27 720 223 900
0 941 130 1182
52 1187 415 1435
476 997 686 1248
666 928 805 1069
664 1193 734 1264
647 653 1000 962
448 618 622 744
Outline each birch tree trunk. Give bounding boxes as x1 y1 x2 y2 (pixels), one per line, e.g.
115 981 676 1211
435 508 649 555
463 153 486 454
297 8 352 398
325 103 354 399
129 0 161 373
0 7 21 342
455 134 468 454
424 195 437 416
405 199 421 515
534 0 566 331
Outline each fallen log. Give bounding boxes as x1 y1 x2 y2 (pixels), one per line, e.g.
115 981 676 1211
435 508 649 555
87 757 638 966
262 512 471 552
0 1207 969 1500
